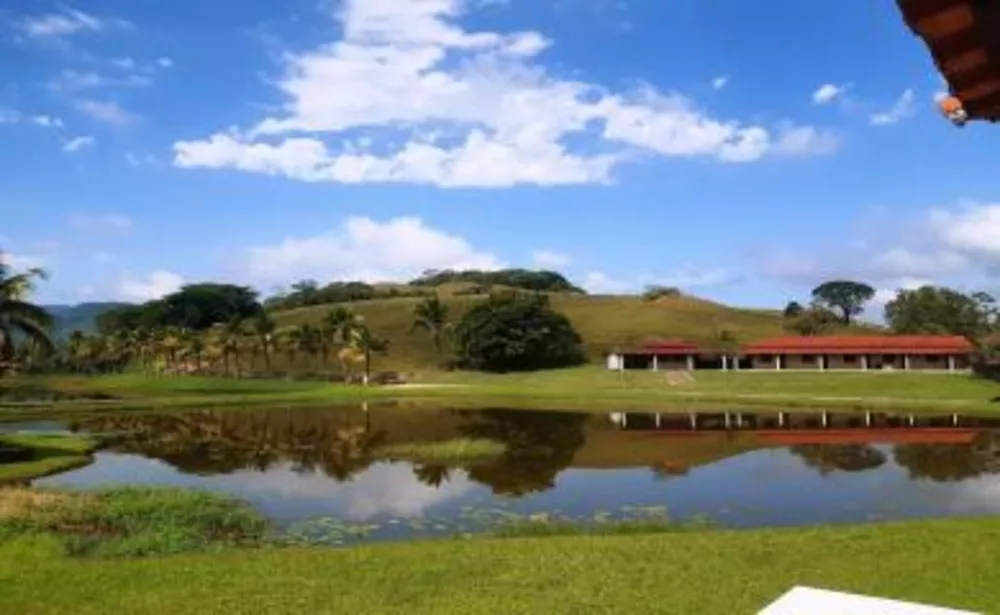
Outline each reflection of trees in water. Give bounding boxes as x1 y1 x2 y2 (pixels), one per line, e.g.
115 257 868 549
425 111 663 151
75 408 590 495
412 463 451 488
457 410 588 496
893 432 1000 483
74 410 386 481
790 445 887 476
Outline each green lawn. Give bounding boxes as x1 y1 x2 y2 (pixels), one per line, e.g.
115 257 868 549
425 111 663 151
4 368 1000 418
2 518 1000 613
0 433 99 482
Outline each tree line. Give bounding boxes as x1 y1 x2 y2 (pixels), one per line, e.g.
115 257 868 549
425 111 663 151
1 258 587 379
782 279 1000 342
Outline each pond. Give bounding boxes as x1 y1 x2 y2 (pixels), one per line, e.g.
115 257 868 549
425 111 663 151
14 405 1000 544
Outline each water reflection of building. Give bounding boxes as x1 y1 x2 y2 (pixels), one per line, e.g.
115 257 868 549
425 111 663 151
609 411 1000 445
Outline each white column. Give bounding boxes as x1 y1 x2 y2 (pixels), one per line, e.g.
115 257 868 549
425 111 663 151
816 355 824 371
689 413 698 430
655 413 661 428
822 411 829 428
774 355 781 370
952 413 959 427
861 355 868 371
721 355 728 371
652 355 659 371
686 355 695 371
948 355 956 372
733 356 741 371
904 355 911 371
724 413 732 429
778 411 786 428
865 411 872 427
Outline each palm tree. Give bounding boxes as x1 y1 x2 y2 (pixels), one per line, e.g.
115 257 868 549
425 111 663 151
349 322 389 386
0 260 54 374
251 312 276 370
289 324 323 370
67 330 89 372
410 295 450 354
321 307 356 369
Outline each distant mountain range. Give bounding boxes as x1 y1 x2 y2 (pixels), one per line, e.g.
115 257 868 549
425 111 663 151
43 302 130 338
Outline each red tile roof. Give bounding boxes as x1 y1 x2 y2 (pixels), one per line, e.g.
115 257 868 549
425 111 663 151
743 335 974 355
896 0 1000 122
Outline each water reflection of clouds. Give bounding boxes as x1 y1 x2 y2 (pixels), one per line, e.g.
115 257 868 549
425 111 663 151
37 454 479 522
946 476 1000 514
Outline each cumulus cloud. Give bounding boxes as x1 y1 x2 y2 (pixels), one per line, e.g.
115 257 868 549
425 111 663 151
870 89 916 126
812 83 845 105
173 0 833 188
581 271 630 294
773 124 841 157
17 7 132 38
531 249 570 269
752 202 1000 298
62 135 95 153
74 99 139 125
118 270 184 301
711 76 729 90
240 216 503 285
0 109 64 128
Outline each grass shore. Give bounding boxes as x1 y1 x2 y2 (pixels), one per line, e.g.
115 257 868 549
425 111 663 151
0 434 99 482
2 514 999 614
2 367 1000 418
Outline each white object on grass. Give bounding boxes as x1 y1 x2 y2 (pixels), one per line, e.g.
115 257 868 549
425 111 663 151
759 587 978 615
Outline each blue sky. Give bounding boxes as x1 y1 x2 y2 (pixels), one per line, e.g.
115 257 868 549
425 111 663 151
2 0 999 315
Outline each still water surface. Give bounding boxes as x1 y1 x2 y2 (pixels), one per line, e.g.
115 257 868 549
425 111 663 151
15 405 1000 543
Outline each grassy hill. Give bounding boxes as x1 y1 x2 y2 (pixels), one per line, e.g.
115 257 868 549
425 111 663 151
272 286 822 371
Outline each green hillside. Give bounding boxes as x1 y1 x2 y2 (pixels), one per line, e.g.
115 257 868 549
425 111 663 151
273 288 805 371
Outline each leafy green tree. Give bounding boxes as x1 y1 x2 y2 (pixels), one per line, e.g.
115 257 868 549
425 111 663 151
453 292 585 372
410 294 450 353
785 303 839 336
0 260 54 372
811 280 875 325
885 286 994 341
289 324 323 370
782 301 804 318
321 306 357 368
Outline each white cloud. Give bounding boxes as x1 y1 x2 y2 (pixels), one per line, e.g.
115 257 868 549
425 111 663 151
173 0 832 188
870 89 916 126
872 277 933 307
112 57 136 70
156 57 174 68
118 270 184 301
68 213 133 231
17 7 132 39
74 99 139 125
581 271 630 294
531 249 570 269
711 76 729 90
773 124 841 157
32 115 63 128
241 216 503 285
50 69 152 91
930 204 1000 262
0 252 46 270
125 152 158 166
0 109 63 128
62 135 95 153
812 83 844 105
